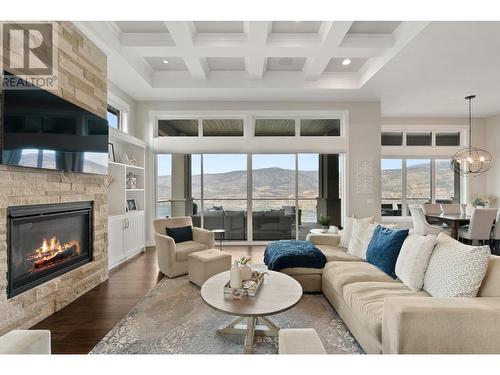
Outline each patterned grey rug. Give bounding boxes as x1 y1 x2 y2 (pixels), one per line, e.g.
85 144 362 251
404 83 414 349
91 275 363 354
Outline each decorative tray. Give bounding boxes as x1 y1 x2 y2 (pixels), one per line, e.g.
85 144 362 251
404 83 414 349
223 271 266 297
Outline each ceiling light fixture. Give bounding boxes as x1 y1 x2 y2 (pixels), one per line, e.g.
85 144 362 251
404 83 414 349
450 95 493 177
342 58 351 66
163 59 169 64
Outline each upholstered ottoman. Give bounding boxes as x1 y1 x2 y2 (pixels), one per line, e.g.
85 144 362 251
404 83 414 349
279 328 326 354
188 249 232 287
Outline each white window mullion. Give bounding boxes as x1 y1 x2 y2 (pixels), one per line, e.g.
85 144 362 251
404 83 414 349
247 154 253 243
295 154 299 240
431 159 436 203
200 154 204 228
402 159 408 216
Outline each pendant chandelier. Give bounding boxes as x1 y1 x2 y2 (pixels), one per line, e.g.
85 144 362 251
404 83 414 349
450 95 493 177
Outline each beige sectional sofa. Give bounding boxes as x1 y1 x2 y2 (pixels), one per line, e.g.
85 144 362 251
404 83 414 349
284 233 500 354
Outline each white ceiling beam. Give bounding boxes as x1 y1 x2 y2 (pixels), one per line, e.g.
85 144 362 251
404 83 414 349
302 21 353 81
358 21 430 86
163 21 208 80
153 70 359 89
122 43 389 58
121 33 174 47
244 21 271 80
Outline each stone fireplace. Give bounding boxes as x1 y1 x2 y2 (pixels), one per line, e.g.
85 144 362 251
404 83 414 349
7 202 93 299
0 21 108 335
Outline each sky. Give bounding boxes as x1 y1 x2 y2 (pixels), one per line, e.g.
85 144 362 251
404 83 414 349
157 153 320 176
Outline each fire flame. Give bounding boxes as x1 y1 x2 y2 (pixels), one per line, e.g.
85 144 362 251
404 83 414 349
27 237 81 270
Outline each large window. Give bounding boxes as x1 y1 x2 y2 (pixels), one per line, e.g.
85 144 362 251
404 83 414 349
157 154 172 218
406 159 431 211
381 158 460 217
157 153 341 242
381 159 403 216
252 154 295 240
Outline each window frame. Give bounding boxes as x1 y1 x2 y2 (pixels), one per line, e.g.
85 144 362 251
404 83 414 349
381 157 460 217
107 105 121 130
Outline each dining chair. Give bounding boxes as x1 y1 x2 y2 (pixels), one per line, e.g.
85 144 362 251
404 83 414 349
422 203 442 215
422 203 444 225
409 206 445 236
491 210 500 254
458 208 497 246
440 203 461 215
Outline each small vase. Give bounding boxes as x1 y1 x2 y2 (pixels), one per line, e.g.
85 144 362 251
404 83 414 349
239 264 252 281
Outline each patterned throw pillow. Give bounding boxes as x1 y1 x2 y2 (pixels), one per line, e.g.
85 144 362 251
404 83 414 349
340 216 374 249
423 233 490 298
347 219 378 260
395 233 437 290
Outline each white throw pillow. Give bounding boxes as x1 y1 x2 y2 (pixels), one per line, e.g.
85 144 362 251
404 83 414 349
395 233 437 291
347 219 377 260
339 216 373 248
423 233 490 298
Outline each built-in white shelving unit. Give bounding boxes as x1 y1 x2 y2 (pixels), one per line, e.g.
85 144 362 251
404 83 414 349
107 128 147 269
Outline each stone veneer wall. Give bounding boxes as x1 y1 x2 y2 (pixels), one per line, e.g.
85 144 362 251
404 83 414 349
0 21 108 335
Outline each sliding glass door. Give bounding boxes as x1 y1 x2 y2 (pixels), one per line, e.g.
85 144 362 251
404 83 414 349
252 154 295 241
202 154 247 240
156 153 341 242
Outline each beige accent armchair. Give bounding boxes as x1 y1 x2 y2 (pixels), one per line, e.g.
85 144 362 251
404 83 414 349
153 217 215 278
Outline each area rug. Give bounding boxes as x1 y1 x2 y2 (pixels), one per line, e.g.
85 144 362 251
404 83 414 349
90 275 364 354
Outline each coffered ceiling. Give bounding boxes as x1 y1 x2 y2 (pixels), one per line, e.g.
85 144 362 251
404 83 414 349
75 21 500 117
76 21 426 92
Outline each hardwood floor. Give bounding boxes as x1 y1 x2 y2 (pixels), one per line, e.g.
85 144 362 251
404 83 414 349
31 245 265 354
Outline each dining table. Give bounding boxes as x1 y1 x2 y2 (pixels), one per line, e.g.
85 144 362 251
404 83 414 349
425 213 470 239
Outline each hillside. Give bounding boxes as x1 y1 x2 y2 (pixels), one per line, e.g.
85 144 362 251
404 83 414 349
158 167 318 200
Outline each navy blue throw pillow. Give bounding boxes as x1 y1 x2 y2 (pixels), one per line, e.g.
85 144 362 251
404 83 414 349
366 225 409 278
166 225 193 243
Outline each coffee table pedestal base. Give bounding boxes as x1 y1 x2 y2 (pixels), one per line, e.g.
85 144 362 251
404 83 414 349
217 316 279 354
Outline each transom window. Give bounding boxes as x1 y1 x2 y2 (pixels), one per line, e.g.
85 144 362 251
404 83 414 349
382 130 461 146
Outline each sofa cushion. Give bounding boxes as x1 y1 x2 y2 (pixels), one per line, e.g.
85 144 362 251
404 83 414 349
339 216 374 248
280 267 324 276
347 219 377 260
478 255 500 297
322 261 399 296
342 282 430 342
175 241 209 262
395 233 437 291
366 226 409 278
423 233 490 298
316 245 364 262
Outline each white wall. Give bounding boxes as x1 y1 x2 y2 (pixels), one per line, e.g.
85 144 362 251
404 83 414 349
134 101 382 244
108 82 138 137
484 115 500 206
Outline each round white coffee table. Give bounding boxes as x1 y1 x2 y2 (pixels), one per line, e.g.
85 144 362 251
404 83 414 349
201 270 303 354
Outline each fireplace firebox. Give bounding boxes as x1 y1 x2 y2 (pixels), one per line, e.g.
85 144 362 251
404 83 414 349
7 201 93 298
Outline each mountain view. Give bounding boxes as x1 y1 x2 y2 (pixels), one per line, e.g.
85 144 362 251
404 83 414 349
157 160 456 219
158 167 319 200
382 160 455 199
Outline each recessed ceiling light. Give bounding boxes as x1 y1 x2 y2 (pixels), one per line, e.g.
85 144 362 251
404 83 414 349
342 58 351 66
163 59 169 64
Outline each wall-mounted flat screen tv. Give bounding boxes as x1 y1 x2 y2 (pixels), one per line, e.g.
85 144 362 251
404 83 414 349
1 71 108 175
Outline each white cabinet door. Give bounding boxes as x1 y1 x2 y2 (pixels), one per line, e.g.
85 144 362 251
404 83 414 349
124 212 144 257
108 216 125 269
